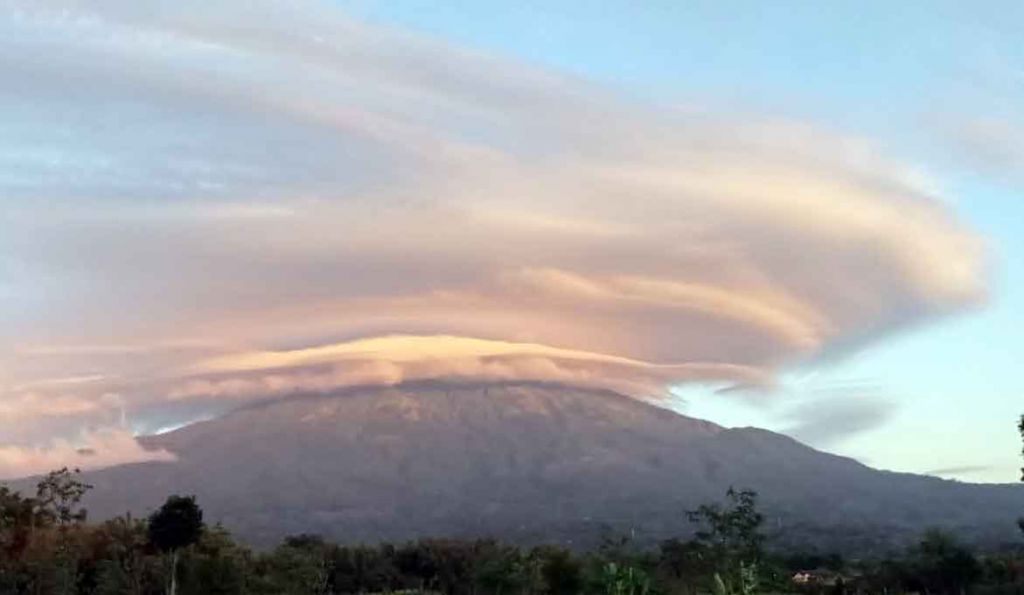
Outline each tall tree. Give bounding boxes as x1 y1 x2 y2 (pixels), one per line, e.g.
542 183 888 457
687 487 765 594
35 467 92 527
0 486 36 558
913 529 981 595
148 495 203 595
532 545 583 595
36 467 92 595
687 487 765 563
1018 415 1023 537
0 486 40 592
95 513 149 595
1018 414 1023 481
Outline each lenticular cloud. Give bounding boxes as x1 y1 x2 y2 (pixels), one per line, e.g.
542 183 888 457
0 0 986 475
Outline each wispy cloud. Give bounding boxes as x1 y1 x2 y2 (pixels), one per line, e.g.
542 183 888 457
0 429 175 480
782 395 895 447
926 465 996 479
944 117 1024 184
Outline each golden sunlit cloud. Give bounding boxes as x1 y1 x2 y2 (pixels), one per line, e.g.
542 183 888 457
167 335 770 402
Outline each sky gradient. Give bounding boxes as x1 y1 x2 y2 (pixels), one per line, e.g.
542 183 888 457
1 0 1022 482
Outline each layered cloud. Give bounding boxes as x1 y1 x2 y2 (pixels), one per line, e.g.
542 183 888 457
0 0 987 477
168 335 771 402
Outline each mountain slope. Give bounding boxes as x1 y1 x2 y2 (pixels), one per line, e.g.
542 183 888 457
61 382 1024 552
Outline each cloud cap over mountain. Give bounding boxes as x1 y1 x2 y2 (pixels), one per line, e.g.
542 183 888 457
0 0 986 477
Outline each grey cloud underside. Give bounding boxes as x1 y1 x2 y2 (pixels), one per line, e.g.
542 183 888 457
926 465 997 478
783 395 895 447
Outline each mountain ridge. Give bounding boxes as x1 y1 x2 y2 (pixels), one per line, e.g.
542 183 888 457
8 381 1022 554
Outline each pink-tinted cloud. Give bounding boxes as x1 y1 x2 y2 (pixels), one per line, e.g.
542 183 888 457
0 429 175 480
168 335 770 402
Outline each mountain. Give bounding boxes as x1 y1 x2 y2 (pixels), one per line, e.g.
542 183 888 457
39 382 1024 552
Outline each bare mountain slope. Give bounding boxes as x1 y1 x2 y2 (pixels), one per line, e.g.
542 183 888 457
55 382 1024 552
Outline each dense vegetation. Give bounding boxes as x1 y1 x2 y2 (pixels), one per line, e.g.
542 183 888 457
0 416 1020 594
0 472 1021 595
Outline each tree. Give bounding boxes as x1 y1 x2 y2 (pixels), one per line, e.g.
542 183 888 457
0 486 37 559
688 487 765 562
35 467 92 527
912 529 981 595
94 513 150 595
471 542 528 595
148 495 203 595
0 486 40 592
180 524 251 595
658 538 710 595
1019 414 1023 482
259 535 331 595
687 488 765 594
600 562 651 595
327 544 398 594
35 467 92 595
532 545 583 595
1019 414 1023 537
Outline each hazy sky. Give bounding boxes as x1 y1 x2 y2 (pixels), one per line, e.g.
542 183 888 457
1 0 1021 482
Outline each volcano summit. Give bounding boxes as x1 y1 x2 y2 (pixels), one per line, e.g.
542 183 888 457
52 382 1022 553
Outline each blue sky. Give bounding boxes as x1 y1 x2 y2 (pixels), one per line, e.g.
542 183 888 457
341 0 1024 481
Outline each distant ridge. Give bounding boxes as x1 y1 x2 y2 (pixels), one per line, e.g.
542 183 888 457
21 382 1022 553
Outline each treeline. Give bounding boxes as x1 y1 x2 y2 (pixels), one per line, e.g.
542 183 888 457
2 471 1024 594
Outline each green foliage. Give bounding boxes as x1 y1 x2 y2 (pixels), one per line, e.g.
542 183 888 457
326 542 399 593
1 486 39 560
147 495 203 553
178 524 251 595
599 562 650 595
471 542 529 595
532 545 583 595
257 543 330 594
3 469 1024 594
148 495 204 595
1018 414 1023 483
1018 414 1023 537
92 513 150 595
710 561 759 595
912 529 982 594
686 487 766 593
687 487 765 561
31 468 93 595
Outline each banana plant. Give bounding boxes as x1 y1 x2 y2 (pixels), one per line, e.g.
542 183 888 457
601 562 651 595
